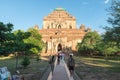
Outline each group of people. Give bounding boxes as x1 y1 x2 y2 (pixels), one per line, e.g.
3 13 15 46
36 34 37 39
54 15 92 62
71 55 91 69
49 52 75 77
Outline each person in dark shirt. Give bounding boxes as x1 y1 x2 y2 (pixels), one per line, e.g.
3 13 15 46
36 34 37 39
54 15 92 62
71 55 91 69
49 55 55 75
67 54 75 77
57 53 60 64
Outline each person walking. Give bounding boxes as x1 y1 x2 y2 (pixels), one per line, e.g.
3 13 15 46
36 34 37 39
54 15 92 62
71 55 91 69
49 55 55 75
61 52 65 60
67 54 75 77
57 53 60 64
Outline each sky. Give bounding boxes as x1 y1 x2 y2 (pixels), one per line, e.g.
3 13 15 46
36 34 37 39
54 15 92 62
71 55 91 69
0 0 112 34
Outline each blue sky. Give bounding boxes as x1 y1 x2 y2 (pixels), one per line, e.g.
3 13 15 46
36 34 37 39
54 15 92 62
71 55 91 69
0 0 111 34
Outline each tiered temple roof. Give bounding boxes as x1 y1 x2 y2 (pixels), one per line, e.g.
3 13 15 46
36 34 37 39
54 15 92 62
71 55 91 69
43 8 76 21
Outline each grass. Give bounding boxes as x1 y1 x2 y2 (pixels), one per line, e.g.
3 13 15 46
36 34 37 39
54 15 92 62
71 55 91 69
0 55 49 80
74 56 120 80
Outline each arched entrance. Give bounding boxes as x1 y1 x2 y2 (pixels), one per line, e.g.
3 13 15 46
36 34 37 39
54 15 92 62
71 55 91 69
57 43 62 51
58 24 61 29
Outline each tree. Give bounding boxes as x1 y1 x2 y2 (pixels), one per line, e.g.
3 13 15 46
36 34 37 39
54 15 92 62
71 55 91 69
102 0 120 56
12 28 44 68
21 56 31 68
104 0 120 48
0 22 14 55
77 31 101 56
12 30 31 53
24 28 45 60
12 30 31 70
103 45 118 57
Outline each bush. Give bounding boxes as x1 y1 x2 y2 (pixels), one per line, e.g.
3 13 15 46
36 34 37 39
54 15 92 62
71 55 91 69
36 55 40 61
21 56 31 68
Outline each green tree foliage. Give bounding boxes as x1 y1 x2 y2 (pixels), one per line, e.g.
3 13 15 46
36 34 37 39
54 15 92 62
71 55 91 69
24 28 44 55
23 28 45 61
0 22 44 67
102 0 120 56
104 0 120 48
13 28 44 67
0 22 13 41
21 56 31 68
12 30 31 69
0 22 14 55
77 31 101 56
103 46 118 57
12 30 31 52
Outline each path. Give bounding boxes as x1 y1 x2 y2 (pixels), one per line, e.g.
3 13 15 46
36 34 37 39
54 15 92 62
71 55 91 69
47 59 74 80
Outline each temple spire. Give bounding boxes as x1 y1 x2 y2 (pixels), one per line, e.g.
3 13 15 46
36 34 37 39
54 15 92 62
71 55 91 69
54 8 66 11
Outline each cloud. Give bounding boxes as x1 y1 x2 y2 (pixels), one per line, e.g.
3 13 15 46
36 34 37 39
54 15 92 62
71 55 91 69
104 0 109 4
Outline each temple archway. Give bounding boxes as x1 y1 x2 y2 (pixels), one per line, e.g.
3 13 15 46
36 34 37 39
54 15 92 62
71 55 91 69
57 43 62 51
58 24 61 29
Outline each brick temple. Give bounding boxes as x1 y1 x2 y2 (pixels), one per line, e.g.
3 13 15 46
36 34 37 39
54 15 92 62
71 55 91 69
35 8 91 55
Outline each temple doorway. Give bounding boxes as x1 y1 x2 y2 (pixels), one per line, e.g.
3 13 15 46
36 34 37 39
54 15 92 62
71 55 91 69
57 43 62 51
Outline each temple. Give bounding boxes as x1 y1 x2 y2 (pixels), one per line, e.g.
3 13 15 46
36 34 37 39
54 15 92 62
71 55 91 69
35 8 91 55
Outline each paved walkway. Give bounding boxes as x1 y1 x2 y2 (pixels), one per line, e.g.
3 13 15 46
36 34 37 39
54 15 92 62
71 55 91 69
47 59 74 80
